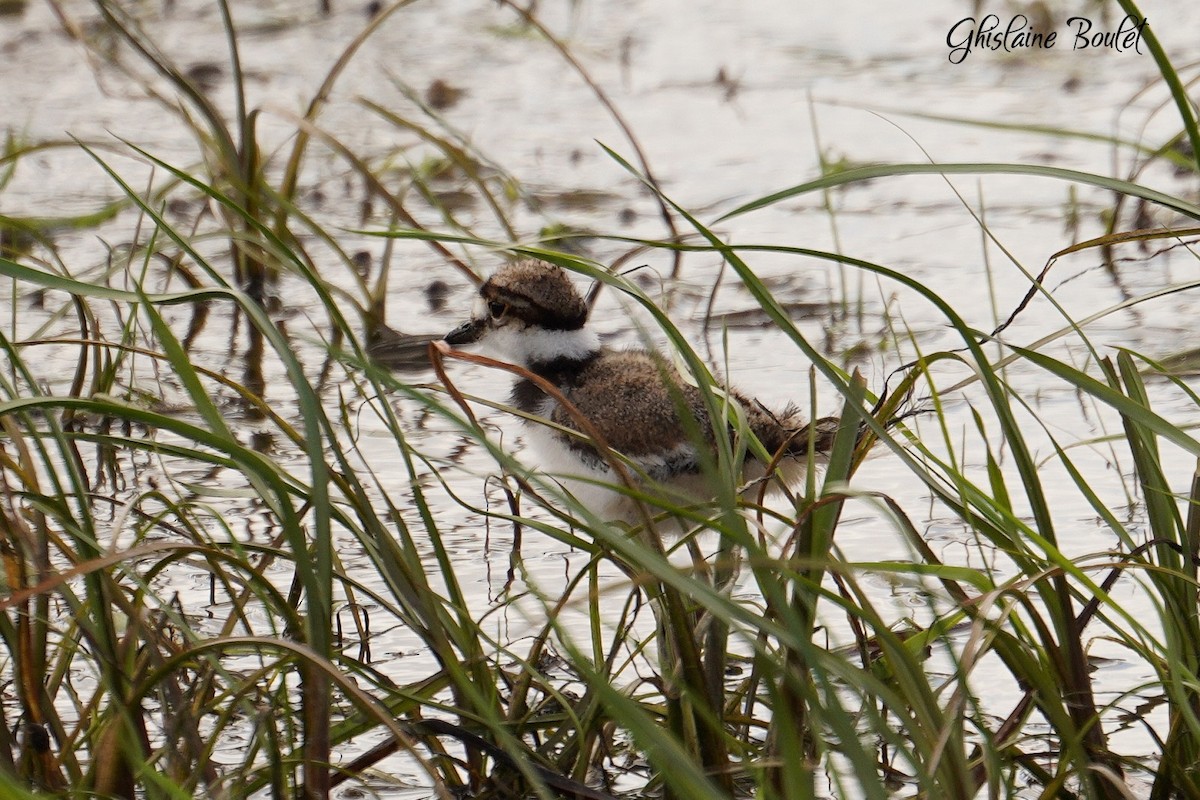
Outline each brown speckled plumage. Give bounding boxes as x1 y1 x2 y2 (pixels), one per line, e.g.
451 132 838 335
531 351 834 474
481 260 588 331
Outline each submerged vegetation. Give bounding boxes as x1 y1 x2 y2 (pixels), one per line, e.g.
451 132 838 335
1 0 1199 798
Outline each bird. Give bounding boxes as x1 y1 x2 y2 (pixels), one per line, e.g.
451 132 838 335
442 258 839 523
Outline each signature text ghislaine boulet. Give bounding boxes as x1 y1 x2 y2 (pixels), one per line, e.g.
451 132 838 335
947 14 1148 64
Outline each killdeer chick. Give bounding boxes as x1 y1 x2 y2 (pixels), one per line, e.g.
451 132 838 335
443 259 838 522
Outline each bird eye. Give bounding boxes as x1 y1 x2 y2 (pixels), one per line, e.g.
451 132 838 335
487 301 507 319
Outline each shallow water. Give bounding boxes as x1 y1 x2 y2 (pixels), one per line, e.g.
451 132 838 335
3 0 1200 796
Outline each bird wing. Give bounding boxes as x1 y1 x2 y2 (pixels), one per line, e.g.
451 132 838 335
547 352 714 475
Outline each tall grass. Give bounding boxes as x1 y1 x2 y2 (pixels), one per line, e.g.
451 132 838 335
0 0 1198 798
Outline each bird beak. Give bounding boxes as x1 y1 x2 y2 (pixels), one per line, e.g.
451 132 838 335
443 318 484 346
